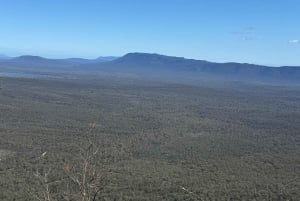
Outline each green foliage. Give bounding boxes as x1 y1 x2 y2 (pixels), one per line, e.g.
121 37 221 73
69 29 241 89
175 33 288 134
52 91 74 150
0 77 299 200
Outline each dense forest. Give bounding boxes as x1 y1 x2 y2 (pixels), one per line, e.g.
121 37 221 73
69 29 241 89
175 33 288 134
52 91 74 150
0 77 299 200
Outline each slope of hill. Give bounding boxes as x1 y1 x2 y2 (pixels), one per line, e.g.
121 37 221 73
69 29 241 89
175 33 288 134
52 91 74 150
76 52 300 84
0 55 118 67
0 52 299 84
0 54 11 60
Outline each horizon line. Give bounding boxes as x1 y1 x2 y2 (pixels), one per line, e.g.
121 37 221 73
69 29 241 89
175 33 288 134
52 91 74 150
1 52 299 68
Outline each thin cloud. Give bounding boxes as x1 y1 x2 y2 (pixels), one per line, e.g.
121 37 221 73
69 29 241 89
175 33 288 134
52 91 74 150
231 27 255 35
244 26 255 31
243 26 255 34
242 36 254 41
231 27 256 41
288 39 299 44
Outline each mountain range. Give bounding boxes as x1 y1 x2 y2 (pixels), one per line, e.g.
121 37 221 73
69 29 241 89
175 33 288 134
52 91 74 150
0 53 299 84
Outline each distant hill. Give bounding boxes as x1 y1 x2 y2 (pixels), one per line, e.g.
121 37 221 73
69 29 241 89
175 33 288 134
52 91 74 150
76 52 300 84
60 56 118 65
9 55 72 68
96 56 119 62
111 53 209 71
0 52 299 84
0 54 11 60
0 55 118 68
13 55 46 61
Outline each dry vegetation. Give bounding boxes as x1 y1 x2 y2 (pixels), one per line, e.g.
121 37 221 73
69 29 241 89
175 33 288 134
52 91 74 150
0 77 299 200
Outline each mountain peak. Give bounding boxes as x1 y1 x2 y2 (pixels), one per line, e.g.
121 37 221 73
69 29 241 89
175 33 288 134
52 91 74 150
122 52 185 60
117 53 189 64
14 55 48 61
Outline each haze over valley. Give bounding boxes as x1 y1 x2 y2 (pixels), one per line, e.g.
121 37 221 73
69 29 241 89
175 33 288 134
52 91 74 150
0 1 300 201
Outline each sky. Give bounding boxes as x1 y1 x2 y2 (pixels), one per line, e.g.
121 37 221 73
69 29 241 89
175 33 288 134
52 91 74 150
0 0 299 66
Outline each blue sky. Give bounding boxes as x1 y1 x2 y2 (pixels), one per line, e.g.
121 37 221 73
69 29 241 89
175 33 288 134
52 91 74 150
0 0 299 66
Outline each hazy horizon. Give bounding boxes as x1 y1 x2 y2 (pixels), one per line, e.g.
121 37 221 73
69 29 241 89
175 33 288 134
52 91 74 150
1 51 300 67
0 0 299 66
